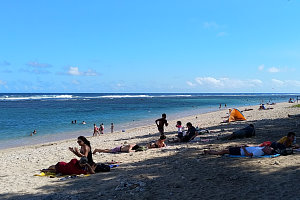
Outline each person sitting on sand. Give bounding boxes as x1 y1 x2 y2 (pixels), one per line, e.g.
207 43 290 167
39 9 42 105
41 157 95 175
155 113 168 135
220 124 255 140
69 136 94 165
147 135 167 148
259 104 266 110
170 122 198 143
93 144 140 154
204 145 274 157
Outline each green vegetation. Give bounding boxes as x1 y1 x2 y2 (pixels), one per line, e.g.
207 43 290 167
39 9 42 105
292 104 300 108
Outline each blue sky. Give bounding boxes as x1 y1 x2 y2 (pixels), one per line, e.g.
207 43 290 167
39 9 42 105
0 0 300 93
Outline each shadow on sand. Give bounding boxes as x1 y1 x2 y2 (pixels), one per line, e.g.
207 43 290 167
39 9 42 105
1 116 300 200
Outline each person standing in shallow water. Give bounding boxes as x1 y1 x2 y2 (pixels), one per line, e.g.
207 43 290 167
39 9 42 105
99 123 104 134
111 123 114 133
155 113 168 135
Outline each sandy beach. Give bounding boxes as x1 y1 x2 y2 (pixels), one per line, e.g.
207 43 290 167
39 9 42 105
1 102 300 200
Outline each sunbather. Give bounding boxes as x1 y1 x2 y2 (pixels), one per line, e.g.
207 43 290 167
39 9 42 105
147 135 166 148
93 144 139 154
204 145 274 157
277 132 299 149
220 124 255 140
41 157 95 175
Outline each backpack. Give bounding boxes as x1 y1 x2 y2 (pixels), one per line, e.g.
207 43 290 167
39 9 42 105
95 163 111 172
275 147 293 156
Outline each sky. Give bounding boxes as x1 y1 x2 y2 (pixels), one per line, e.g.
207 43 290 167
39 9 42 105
0 0 300 93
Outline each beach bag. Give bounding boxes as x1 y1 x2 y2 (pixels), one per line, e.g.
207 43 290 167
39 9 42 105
276 147 293 156
95 164 111 172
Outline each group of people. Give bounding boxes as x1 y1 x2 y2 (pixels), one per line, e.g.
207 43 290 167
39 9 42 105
205 130 299 157
155 113 199 143
42 112 299 176
42 136 110 175
93 123 111 136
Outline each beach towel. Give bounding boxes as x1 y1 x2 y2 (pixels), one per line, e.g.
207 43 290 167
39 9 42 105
109 164 119 168
225 154 280 158
34 172 90 178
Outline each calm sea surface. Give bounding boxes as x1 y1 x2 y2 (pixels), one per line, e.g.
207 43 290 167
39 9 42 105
0 93 298 149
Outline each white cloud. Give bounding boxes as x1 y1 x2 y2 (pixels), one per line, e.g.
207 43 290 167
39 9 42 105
194 77 263 89
84 69 98 76
0 80 6 85
72 80 80 85
286 80 300 87
195 77 224 87
203 22 219 29
68 67 81 76
67 67 99 76
258 64 264 71
27 61 52 68
272 79 285 86
186 81 196 87
217 32 227 37
268 67 280 73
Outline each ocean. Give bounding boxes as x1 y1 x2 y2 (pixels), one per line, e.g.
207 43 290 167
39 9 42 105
0 93 298 149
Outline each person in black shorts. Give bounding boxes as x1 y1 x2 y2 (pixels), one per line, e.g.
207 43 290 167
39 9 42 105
155 113 168 135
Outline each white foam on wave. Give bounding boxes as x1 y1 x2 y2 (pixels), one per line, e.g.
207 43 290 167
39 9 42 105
100 95 154 98
0 95 73 100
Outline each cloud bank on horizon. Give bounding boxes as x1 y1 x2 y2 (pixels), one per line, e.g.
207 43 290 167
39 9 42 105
0 1 300 93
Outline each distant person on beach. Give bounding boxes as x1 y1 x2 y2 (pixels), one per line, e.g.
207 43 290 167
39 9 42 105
288 98 294 103
93 124 99 136
147 135 167 149
155 113 168 135
41 156 95 175
111 123 114 133
100 123 104 134
82 121 86 125
30 130 37 136
69 136 94 165
225 104 227 108
219 104 222 109
72 121 74 124
176 121 184 138
204 145 274 157
74 120 77 124
93 144 140 154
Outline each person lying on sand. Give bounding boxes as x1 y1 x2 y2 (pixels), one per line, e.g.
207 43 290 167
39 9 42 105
41 157 95 175
204 145 274 157
277 132 299 149
93 144 139 154
220 124 255 140
147 135 167 148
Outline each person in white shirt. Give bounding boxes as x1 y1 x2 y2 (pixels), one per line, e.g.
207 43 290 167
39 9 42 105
204 145 274 157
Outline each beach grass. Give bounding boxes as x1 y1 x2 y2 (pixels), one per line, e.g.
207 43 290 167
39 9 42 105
292 104 300 108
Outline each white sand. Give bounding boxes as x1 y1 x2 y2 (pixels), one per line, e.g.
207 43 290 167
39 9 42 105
1 102 300 200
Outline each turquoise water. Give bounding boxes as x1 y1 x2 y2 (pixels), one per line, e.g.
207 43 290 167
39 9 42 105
0 93 298 149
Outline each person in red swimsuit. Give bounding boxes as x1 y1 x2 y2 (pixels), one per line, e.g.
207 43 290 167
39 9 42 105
41 157 95 175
